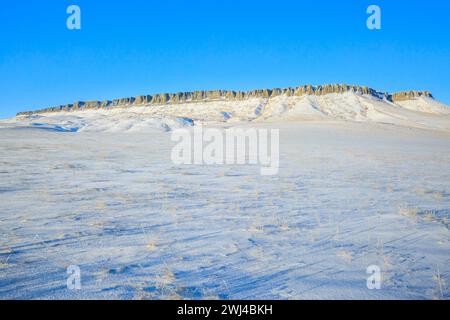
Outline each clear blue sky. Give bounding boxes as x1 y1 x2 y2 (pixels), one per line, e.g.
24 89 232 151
0 0 449 118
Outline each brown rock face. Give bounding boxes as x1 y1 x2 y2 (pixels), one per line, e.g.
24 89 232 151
16 84 435 116
100 100 112 108
391 91 433 102
72 101 84 111
84 101 100 110
134 95 152 105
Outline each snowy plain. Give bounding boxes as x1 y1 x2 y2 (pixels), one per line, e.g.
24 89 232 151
0 93 449 299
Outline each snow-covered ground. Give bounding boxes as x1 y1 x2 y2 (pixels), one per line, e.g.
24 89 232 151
0 93 449 299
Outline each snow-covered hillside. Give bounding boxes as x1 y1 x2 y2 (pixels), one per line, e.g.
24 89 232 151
2 92 449 133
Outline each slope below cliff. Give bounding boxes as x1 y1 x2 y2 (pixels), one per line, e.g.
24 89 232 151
2 85 449 133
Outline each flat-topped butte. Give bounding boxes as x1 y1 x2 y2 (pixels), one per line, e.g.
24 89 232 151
17 84 433 116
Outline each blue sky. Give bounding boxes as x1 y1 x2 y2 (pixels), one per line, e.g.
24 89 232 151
0 0 449 118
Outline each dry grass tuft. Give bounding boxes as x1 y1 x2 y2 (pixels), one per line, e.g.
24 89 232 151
399 207 418 218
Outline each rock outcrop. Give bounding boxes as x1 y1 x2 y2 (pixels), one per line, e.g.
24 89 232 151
391 91 433 102
16 84 435 116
